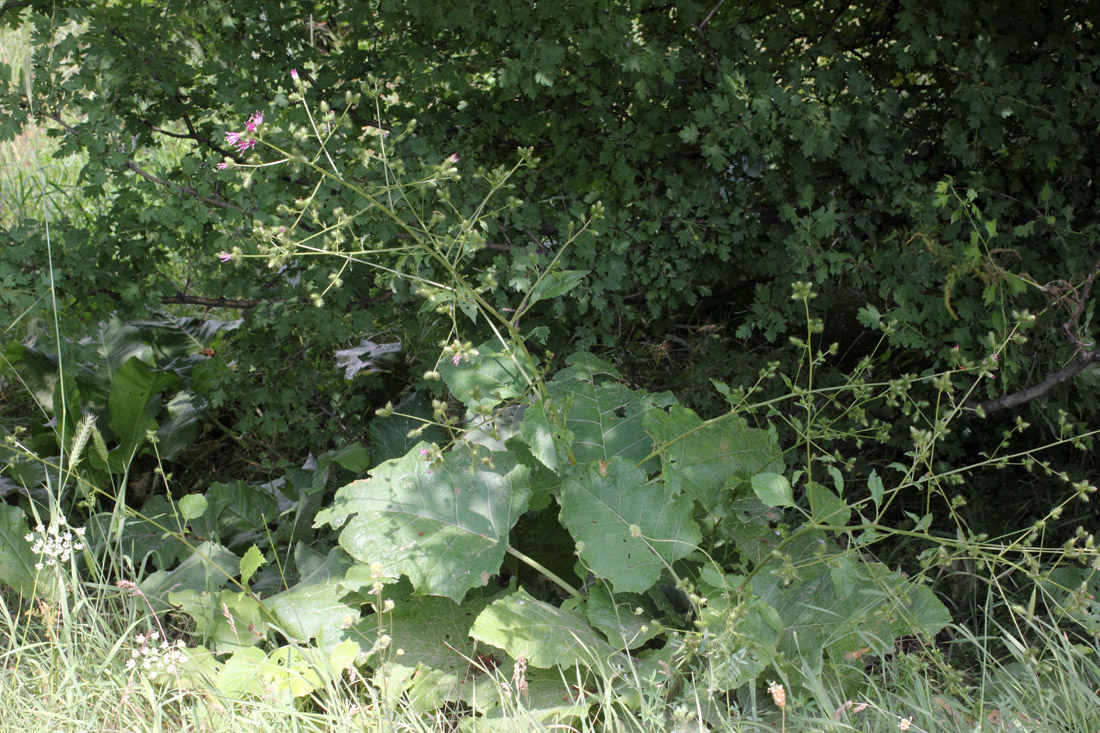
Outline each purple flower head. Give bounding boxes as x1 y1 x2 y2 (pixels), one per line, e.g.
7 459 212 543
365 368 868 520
290 69 299 81
451 353 462 367
236 138 256 153
216 161 228 170
245 112 264 132
225 131 241 145
419 448 430 457
447 153 460 164
217 252 232 263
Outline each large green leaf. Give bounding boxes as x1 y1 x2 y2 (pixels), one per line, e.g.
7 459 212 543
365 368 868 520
139 541 238 615
458 666 594 731
369 391 449 467
0 504 42 597
352 592 503 712
644 406 783 506
439 339 535 413
85 496 190 571
559 457 700 594
470 587 617 669
547 364 669 469
189 479 279 552
265 546 357 650
584 584 663 650
754 533 951 680
169 588 269 653
106 356 178 468
314 443 530 602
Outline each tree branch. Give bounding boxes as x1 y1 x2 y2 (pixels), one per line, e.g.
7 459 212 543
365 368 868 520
40 110 251 213
965 350 1100 415
160 294 270 309
125 161 250 212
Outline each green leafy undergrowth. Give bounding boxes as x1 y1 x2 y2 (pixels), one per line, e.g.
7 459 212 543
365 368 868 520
47 342 954 721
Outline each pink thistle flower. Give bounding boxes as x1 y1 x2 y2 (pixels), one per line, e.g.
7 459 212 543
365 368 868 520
419 448 430 457
245 112 264 132
451 353 462 367
290 69 299 81
216 161 228 170
217 252 232 263
236 138 256 153
447 153 460 163
225 131 241 145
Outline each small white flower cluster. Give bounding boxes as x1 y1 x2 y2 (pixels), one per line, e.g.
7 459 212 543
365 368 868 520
126 630 186 680
25 515 86 571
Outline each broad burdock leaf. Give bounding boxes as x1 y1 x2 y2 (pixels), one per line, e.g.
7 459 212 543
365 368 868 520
353 592 504 712
644 405 783 506
516 399 568 472
169 588 268 653
584 584 663 649
265 546 357 650
0 504 42 598
546 359 672 469
106 356 179 469
439 339 535 413
139 541 238 615
559 457 701 594
754 533 950 681
470 586 617 668
314 443 530 602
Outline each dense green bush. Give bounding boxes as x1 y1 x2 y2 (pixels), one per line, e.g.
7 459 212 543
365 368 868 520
4 1 1099 456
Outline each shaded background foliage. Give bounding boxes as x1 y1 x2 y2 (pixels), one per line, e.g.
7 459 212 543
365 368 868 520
2 1 1098 537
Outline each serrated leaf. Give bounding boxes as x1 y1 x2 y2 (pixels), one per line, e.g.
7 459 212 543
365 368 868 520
315 443 530 602
169 588 268 653
470 587 617 668
553 351 622 382
559 457 700 594
240 544 265 585
216 646 269 696
752 472 794 508
517 400 565 472
458 666 593 731
178 494 208 520
548 375 658 469
645 406 782 505
867 470 884 509
807 482 851 526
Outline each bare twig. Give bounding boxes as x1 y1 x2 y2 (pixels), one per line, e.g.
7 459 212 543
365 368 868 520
966 350 1100 415
159 294 268 309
